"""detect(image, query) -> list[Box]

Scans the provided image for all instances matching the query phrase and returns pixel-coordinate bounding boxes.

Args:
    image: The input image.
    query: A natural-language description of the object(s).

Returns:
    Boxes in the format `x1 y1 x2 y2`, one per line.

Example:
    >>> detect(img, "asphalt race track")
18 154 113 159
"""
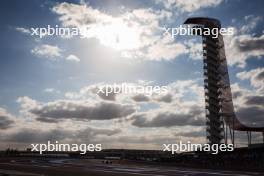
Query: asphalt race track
0 158 263 176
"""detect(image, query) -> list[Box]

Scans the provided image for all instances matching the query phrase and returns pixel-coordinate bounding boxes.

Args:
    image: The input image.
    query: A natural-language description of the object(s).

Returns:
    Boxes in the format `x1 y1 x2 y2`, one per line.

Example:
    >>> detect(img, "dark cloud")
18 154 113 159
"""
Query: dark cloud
97 91 117 101
0 116 14 129
238 36 264 52
245 95 264 106
95 87 118 101
155 93 173 103
232 91 242 99
77 127 121 139
256 70 264 80
1 127 121 143
237 106 264 127
0 108 15 129
30 100 136 123
131 107 204 128
2 129 70 143
131 94 150 102
132 93 173 103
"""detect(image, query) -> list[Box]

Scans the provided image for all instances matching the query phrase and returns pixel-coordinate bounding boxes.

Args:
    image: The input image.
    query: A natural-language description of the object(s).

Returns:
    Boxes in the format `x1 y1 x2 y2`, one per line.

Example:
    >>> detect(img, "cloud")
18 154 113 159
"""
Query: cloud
17 97 136 123
156 0 223 12
66 54 80 62
79 127 121 138
128 80 204 104
64 80 203 106
175 128 205 138
31 44 63 59
240 15 262 33
143 37 187 61
153 93 173 103
52 2 188 61
230 76 264 128
237 35 264 52
231 83 264 127
96 87 118 101
225 16 264 67
244 95 264 106
184 39 203 60
225 33 264 67
166 80 204 102
131 94 150 102
64 81 167 102
43 88 60 94
131 104 204 128
17 96 39 115
52 2 111 28
65 84 119 101
0 108 15 129
128 80 206 128
44 88 55 93
1 127 121 143
15 27 31 34
236 106 264 127
11 79 262 148
2 128 70 143
236 67 264 92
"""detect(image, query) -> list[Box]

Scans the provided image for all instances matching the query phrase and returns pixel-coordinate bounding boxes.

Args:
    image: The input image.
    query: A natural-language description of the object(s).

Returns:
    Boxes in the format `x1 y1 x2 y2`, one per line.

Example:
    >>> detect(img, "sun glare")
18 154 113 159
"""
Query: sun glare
83 21 141 50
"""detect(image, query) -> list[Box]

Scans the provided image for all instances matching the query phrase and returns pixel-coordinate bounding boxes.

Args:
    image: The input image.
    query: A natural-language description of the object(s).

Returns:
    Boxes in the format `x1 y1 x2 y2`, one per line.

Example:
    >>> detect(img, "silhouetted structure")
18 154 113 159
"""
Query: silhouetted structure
184 17 264 145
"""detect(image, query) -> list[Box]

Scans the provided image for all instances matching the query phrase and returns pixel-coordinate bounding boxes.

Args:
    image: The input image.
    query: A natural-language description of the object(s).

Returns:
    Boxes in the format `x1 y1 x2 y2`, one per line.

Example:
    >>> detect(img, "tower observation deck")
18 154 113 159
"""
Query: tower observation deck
184 17 264 145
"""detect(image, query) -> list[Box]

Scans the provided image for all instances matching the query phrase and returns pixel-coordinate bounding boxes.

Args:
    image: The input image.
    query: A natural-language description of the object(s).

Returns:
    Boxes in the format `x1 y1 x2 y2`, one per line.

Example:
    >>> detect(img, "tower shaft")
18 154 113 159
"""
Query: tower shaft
203 36 224 144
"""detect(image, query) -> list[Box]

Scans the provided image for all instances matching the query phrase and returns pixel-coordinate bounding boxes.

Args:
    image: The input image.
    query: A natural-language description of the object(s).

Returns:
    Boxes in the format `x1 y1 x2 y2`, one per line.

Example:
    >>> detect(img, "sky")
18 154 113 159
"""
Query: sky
0 0 264 150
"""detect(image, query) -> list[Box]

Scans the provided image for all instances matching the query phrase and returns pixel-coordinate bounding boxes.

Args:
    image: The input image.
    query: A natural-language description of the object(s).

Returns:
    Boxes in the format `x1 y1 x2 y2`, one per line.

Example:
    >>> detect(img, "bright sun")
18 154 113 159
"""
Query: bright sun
83 20 141 50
